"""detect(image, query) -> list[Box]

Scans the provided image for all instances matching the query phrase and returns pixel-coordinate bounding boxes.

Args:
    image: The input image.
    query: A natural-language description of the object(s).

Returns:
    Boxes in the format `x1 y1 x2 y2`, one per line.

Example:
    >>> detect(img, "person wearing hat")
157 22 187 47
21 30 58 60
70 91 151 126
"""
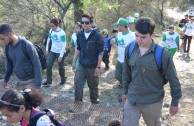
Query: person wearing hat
162 25 180 58
101 29 111 70
113 18 135 88
134 12 140 19
127 17 137 35
182 17 194 53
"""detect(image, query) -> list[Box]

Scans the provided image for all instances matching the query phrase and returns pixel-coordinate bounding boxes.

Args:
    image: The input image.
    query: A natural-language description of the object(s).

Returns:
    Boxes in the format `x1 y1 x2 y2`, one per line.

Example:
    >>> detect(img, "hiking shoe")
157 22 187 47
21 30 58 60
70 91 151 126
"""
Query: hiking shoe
59 80 66 85
42 82 52 87
91 99 100 104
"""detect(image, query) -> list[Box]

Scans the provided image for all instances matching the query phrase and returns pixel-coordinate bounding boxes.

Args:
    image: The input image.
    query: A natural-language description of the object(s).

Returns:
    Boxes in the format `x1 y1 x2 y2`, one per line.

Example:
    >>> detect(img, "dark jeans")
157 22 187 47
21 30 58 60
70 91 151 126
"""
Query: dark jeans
46 51 65 84
102 50 110 68
183 35 193 52
74 64 99 103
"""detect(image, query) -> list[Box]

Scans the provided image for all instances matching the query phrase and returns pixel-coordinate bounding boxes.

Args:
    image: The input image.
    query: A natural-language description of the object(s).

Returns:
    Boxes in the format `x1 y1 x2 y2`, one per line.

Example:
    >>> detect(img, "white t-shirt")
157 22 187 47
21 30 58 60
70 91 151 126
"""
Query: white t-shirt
84 31 91 39
115 31 135 63
71 33 77 47
182 22 194 36
162 32 180 49
46 27 66 57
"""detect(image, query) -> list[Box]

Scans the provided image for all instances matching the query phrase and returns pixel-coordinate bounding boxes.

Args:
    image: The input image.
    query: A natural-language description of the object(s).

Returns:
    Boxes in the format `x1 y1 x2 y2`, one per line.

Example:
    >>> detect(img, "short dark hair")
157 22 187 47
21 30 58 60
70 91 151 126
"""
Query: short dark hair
112 29 118 33
0 89 42 112
185 14 188 17
81 14 93 23
0 24 13 35
108 119 121 126
50 18 62 26
135 17 155 35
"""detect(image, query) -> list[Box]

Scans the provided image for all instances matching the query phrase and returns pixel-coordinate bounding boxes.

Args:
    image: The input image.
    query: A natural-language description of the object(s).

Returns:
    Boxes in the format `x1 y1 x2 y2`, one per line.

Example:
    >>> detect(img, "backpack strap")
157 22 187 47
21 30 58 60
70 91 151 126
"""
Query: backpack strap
128 40 137 58
154 44 164 71
21 39 30 60
28 110 44 126
154 44 168 85
43 108 55 119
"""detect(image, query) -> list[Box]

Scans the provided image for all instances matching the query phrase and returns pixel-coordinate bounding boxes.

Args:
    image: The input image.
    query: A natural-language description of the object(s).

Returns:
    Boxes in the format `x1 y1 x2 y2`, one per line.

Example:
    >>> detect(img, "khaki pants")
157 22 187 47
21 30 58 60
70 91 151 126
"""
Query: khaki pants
112 48 118 65
122 99 162 126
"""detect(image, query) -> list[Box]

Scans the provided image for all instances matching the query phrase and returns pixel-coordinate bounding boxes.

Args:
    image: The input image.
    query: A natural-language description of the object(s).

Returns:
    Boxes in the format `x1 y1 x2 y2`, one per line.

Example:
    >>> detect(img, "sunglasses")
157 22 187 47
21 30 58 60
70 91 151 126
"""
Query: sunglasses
81 21 90 25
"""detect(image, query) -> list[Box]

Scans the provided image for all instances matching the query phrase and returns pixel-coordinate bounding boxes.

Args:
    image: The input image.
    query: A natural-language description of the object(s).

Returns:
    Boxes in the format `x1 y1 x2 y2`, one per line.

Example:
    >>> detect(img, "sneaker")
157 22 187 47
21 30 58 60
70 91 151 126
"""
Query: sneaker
42 82 52 87
91 99 100 104
59 80 66 85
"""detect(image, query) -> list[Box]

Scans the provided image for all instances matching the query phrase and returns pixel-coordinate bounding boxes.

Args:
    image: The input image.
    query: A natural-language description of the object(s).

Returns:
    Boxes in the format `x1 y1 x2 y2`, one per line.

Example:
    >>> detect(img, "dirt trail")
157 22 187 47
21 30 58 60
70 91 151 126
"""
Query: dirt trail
0 8 193 126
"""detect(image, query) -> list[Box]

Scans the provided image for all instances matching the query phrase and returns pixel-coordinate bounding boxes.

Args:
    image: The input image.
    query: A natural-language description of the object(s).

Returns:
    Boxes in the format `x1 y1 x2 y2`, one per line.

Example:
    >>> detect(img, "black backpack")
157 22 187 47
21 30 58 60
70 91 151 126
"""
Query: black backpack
5 38 47 70
28 109 65 126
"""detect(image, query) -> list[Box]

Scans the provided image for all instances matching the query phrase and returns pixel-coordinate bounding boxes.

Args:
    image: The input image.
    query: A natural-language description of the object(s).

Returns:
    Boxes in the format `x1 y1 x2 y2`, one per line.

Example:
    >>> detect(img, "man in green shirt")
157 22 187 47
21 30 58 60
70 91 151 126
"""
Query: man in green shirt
122 17 182 126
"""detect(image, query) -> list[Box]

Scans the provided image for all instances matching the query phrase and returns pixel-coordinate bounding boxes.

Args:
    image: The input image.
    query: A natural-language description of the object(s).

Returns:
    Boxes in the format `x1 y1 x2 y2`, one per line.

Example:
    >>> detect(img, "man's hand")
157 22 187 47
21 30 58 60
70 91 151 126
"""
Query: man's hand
3 83 9 89
58 57 62 63
169 106 179 116
94 68 100 76
122 94 127 103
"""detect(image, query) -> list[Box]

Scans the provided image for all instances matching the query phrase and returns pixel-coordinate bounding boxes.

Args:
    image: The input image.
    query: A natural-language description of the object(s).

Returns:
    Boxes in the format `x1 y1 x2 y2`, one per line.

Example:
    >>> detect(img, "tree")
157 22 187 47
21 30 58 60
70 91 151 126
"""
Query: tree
72 0 84 24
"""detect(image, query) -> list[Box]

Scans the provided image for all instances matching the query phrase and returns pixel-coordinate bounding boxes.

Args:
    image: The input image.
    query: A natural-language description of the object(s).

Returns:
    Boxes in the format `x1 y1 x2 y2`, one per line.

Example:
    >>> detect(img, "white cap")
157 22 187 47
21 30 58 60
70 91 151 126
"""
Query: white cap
134 13 140 18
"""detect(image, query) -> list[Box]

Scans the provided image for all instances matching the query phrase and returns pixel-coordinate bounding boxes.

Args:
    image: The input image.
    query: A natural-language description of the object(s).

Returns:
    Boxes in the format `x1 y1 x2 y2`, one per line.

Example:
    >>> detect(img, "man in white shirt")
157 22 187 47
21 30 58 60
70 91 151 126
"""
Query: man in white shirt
114 18 135 87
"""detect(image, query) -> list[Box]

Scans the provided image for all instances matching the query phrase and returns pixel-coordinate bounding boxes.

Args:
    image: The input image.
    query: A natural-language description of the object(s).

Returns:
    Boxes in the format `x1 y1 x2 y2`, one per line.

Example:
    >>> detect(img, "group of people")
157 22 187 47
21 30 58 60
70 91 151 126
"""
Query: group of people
161 14 194 58
0 11 193 125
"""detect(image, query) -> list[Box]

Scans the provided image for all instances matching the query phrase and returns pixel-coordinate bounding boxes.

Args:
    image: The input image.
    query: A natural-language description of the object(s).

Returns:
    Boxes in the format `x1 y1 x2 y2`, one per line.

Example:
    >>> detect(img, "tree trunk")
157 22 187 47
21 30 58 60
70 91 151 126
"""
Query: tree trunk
72 0 84 24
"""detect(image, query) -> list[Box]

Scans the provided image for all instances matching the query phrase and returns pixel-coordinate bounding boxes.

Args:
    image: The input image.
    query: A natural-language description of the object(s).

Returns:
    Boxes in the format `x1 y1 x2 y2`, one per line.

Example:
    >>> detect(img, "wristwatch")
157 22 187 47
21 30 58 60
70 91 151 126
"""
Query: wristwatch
97 66 101 69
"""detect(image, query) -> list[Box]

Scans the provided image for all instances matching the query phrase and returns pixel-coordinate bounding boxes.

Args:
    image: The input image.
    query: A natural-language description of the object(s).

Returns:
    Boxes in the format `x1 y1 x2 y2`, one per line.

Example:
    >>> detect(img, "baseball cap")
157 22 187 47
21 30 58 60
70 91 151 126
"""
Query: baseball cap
114 18 129 26
101 29 108 34
134 13 140 18
127 17 137 24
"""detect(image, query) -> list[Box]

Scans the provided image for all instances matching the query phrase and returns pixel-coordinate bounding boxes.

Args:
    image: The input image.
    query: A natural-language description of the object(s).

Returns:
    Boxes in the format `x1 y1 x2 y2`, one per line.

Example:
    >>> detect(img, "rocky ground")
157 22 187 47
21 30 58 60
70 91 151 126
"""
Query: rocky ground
0 41 194 126
0 8 193 126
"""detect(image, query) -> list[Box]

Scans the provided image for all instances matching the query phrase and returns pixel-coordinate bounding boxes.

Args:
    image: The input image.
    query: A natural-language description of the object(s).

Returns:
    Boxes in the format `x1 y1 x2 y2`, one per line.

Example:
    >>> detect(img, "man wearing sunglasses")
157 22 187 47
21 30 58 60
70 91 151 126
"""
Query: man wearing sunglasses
72 14 104 104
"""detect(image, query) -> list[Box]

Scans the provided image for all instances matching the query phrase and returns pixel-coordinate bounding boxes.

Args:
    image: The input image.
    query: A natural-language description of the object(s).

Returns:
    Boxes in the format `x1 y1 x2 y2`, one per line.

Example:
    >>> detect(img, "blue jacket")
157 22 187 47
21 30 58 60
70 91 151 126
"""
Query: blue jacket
103 35 111 53
77 30 104 68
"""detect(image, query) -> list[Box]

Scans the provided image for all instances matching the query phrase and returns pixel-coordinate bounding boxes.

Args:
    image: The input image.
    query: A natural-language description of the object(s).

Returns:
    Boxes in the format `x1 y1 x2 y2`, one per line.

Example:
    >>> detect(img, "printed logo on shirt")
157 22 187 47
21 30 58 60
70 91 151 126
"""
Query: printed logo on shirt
188 26 194 30
166 37 174 43
118 39 125 45
52 34 58 40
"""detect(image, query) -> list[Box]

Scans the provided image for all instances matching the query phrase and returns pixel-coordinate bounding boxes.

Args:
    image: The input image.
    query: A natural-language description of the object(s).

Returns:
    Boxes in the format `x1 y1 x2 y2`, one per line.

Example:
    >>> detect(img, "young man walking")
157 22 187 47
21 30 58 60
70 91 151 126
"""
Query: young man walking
72 14 104 104
0 24 42 90
122 17 182 126
162 25 180 58
114 18 135 87
182 17 194 53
